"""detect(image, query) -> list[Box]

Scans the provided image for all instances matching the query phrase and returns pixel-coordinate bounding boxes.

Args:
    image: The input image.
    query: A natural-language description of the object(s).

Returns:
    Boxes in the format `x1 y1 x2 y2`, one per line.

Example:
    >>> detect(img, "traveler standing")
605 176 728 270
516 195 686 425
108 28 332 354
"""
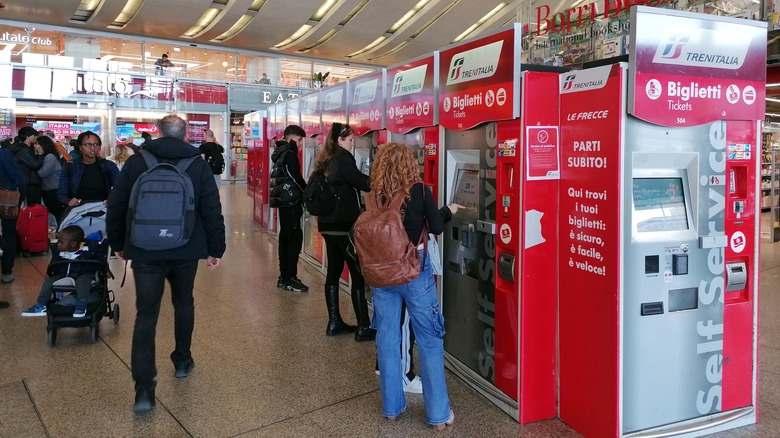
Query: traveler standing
312 123 372 340
0 145 24 287
108 141 135 171
106 115 226 413
368 142 463 429
34 136 65 223
269 125 308 292
9 126 43 205
199 129 225 187
58 131 119 208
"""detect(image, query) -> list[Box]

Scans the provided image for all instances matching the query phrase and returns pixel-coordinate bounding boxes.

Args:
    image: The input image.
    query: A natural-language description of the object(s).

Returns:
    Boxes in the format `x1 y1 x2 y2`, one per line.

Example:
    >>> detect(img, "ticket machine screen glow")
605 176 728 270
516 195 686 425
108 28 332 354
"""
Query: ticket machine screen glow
632 177 689 233
452 169 480 209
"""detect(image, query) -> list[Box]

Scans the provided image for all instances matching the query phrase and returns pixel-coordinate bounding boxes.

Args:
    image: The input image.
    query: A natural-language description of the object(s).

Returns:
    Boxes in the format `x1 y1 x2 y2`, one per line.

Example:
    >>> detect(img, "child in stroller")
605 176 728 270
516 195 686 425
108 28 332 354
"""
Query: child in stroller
21 225 105 318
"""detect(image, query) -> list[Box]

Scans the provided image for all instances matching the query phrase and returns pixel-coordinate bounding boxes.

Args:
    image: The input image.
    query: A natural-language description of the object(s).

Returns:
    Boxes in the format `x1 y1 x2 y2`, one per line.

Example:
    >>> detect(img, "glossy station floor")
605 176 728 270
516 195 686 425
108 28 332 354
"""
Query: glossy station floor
0 183 778 437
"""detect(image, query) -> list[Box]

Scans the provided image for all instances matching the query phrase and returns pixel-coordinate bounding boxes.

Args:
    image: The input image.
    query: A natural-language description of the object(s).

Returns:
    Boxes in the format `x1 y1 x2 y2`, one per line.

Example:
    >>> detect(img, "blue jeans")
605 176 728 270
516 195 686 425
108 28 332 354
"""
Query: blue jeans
372 250 450 424
131 259 198 386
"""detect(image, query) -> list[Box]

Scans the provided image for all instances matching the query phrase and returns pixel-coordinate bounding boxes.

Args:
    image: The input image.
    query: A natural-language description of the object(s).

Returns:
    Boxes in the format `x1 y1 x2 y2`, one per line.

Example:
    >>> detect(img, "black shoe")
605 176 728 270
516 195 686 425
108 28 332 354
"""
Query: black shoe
355 326 377 342
174 359 195 379
276 277 287 288
285 278 309 292
0 300 8 309
133 385 156 413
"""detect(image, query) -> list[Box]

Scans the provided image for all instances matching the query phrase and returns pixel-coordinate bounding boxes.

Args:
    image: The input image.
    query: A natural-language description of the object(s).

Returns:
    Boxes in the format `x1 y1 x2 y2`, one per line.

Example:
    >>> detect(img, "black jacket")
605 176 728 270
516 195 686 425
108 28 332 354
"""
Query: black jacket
269 140 306 208
8 141 43 187
106 137 226 261
317 146 370 232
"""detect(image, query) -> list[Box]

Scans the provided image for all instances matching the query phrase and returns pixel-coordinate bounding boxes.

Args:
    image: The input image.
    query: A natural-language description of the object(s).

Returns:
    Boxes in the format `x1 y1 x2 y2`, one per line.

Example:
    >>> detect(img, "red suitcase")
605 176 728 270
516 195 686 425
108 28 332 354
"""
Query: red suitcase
17 204 49 255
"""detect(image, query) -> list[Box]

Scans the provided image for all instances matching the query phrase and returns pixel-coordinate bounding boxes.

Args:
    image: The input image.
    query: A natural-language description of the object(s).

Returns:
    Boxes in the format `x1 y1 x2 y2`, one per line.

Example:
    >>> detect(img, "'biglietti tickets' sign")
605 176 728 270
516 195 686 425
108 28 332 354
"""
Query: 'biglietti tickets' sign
385 54 437 134
348 71 384 136
300 91 321 136
438 24 521 130
321 83 347 133
628 6 767 126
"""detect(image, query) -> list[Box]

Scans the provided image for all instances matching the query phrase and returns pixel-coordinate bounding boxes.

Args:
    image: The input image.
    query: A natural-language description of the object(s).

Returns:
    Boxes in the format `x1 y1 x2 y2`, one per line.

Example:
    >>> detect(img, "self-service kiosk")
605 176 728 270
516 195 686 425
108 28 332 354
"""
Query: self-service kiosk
266 102 287 237
438 24 561 423
300 91 326 269
557 7 763 437
246 111 270 228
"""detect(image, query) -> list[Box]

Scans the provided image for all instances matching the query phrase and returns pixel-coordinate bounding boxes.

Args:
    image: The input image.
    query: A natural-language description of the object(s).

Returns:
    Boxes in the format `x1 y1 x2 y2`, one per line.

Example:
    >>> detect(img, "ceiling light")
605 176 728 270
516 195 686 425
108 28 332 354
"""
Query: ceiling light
173 47 181 52
70 0 107 24
273 0 344 49
767 97 780 103
144 51 151 57
767 83 780 87
108 0 145 29
181 5 224 38
312 0 337 21
453 3 506 43
212 14 255 43
347 36 386 57
222 61 228 67
296 0 370 53
273 24 313 49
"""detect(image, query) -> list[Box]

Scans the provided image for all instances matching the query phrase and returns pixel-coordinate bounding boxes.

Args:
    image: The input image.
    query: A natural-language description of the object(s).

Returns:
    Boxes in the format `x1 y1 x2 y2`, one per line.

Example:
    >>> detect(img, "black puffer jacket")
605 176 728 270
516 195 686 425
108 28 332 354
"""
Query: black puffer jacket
106 137 226 261
317 146 370 233
8 141 43 187
269 140 306 208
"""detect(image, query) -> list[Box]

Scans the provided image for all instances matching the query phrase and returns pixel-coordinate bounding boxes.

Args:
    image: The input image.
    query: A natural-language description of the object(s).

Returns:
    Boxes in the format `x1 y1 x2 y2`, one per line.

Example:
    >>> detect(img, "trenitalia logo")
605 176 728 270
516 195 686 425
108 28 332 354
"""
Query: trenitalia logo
559 65 610 94
353 79 378 105
323 89 343 111
652 27 749 70
391 64 427 98
303 96 317 114
659 33 690 59
446 40 503 86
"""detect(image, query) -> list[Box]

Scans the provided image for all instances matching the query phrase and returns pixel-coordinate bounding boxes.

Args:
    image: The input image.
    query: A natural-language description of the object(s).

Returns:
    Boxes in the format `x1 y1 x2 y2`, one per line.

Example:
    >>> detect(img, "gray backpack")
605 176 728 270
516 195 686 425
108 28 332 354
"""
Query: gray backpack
128 151 198 250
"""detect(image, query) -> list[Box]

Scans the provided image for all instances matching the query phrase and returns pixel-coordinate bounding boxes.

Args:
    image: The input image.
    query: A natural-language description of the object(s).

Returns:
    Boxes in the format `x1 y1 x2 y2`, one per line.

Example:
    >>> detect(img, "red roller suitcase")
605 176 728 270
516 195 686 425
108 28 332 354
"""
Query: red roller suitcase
17 204 49 255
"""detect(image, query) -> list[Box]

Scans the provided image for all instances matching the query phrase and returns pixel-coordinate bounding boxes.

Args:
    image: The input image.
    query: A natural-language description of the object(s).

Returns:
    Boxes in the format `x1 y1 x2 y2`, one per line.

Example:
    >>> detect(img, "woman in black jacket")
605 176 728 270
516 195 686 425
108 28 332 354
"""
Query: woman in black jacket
312 123 373 341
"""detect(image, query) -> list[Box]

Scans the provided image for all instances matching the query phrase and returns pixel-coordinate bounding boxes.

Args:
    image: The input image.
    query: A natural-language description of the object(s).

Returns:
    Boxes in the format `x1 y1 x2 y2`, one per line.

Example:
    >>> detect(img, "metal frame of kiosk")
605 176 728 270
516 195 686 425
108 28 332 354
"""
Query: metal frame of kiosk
438 24 560 423
247 111 271 229
266 102 286 237
557 7 763 437
300 91 326 271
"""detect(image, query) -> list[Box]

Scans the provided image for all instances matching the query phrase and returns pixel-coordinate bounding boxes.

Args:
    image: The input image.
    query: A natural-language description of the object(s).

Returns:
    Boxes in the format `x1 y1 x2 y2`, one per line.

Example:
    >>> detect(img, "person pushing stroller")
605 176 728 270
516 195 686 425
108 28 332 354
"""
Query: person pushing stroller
21 225 104 318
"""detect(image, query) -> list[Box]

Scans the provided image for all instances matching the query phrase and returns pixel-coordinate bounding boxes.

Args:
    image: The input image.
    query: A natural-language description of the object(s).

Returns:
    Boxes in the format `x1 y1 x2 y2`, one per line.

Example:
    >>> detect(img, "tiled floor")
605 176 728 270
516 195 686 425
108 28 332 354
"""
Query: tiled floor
0 183 777 437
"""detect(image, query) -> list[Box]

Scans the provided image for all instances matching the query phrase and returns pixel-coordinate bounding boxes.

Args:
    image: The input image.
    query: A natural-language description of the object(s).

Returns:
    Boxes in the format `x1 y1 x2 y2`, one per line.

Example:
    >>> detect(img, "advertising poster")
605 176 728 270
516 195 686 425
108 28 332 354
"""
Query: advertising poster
629 6 767 126
33 121 101 139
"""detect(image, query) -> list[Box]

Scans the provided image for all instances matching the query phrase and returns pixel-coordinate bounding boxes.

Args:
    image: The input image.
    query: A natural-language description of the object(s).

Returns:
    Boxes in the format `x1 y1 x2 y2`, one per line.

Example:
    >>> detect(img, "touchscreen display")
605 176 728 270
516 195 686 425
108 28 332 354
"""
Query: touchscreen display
633 177 689 232
452 169 479 209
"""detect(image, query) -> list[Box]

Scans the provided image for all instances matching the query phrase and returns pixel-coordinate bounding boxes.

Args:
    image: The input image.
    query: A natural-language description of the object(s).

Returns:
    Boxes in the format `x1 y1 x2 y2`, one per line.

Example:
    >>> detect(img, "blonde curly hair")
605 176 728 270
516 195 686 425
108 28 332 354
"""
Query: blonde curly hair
370 142 421 202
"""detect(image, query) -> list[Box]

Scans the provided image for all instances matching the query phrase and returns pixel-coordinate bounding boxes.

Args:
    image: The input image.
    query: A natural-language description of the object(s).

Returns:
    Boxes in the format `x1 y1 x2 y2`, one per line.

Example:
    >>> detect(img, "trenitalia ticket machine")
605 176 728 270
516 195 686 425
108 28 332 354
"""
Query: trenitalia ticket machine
246 111 271 228
385 53 440 202
557 8 763 437
349 71 386 179
300 91 326 269
266 102 287 237
438 24 560 423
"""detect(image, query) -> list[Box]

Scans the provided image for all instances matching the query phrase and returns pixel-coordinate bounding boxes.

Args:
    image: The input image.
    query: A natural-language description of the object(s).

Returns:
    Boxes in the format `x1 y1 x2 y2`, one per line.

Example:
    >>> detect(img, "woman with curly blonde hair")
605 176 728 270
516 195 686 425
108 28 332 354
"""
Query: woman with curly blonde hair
369 142 463 430
108 141 134 171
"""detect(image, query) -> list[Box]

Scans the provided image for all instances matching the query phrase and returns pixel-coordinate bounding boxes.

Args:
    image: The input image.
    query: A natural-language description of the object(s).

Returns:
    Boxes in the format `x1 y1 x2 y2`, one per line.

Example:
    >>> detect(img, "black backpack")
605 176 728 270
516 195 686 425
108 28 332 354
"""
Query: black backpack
303 171 338 216
206 150 225 175
127 151 198 250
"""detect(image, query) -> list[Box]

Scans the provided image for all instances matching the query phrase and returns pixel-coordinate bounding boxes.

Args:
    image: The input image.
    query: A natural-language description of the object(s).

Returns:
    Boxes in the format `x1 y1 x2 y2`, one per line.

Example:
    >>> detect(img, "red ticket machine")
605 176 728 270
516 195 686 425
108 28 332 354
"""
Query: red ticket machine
301 91 326 269
557 7 763 437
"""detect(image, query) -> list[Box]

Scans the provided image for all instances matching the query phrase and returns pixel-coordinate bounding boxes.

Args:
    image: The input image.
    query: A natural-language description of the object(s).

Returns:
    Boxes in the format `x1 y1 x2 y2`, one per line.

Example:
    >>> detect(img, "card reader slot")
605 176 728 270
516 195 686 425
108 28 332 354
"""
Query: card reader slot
641 302 664 316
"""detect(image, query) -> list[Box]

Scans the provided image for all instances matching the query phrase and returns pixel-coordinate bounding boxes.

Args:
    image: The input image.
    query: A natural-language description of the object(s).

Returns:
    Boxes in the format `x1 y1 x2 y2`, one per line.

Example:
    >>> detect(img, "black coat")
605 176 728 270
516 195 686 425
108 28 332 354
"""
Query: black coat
106 137 226 261
269 140 306 208
317 146 370 232
8 141 43 187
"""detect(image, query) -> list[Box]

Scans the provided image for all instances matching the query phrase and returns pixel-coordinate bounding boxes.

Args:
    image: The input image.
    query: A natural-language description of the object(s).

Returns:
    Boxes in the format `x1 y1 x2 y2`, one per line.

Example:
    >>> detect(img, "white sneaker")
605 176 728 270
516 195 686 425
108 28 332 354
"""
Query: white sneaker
403 376 423 394
375 370 380 376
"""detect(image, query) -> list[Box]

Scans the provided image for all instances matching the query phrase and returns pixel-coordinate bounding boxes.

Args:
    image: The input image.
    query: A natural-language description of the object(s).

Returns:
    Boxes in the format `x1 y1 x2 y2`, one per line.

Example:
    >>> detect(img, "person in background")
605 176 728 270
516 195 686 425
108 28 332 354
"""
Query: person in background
44 130 70 163
313 123 373 341
139 132 152 150
58 131 119 208
368 142 463 430
269 125 308 292
106 114 226 413
9 126 43 205
199 129 224 187
155 54 174 75
34 135 65 223
68 136 80 161
0 141 24 287
108 141 135 171
259 73 271 85
0 137 12 149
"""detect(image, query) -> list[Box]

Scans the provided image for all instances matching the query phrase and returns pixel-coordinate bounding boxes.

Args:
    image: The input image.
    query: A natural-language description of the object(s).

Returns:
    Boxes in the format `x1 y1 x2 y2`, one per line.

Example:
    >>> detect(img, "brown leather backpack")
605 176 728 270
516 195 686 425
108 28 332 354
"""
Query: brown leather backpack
351 188 426 288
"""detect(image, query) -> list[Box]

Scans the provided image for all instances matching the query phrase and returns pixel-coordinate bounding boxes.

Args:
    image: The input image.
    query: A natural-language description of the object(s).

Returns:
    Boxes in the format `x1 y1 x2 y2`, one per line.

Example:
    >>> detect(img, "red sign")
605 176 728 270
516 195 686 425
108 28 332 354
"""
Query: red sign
558 63 623 438
300 92 321 135
348 71 384 136
526 126 560 180
438 25 521 130
134 124 158 134
629 6 767 126
386 55 436 134
320 83 347 134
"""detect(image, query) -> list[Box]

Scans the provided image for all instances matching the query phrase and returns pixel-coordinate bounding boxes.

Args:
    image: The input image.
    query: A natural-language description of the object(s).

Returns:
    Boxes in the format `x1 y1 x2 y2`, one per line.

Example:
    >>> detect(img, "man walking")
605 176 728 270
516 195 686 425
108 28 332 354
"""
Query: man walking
106 115 226 413
199 128 225 187
269 125 308 292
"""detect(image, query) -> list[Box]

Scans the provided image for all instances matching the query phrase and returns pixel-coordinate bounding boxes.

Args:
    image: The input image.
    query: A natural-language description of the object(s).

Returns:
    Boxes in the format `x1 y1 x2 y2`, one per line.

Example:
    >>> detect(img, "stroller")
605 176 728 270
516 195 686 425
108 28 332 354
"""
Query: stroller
45 202 120 346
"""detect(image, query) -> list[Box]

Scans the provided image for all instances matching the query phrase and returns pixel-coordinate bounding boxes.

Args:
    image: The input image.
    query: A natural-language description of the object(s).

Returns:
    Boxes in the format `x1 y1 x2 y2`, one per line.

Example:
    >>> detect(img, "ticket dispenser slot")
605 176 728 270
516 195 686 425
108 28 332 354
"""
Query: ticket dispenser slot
725 262 747 292
498 252 515 282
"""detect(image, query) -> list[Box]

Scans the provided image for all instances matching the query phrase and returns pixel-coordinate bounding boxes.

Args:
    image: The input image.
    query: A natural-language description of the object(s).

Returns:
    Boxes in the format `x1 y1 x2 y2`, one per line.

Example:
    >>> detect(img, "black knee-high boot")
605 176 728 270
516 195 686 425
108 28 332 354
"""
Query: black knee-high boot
352 288 376 342
325 285 356 336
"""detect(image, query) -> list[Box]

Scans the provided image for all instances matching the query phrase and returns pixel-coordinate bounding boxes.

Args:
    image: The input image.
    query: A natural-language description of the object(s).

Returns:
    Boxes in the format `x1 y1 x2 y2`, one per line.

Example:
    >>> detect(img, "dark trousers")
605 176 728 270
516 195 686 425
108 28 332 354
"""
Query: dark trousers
278 205 303 279
0 217 16 275
26 184 42 206
131 259 198 386
322 233 365 290
42 189 65 224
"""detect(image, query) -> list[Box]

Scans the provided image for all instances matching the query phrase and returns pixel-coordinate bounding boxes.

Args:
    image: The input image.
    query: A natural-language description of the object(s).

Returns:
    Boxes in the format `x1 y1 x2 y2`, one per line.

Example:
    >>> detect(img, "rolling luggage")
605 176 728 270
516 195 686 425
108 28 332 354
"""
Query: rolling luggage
17 204 49 255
